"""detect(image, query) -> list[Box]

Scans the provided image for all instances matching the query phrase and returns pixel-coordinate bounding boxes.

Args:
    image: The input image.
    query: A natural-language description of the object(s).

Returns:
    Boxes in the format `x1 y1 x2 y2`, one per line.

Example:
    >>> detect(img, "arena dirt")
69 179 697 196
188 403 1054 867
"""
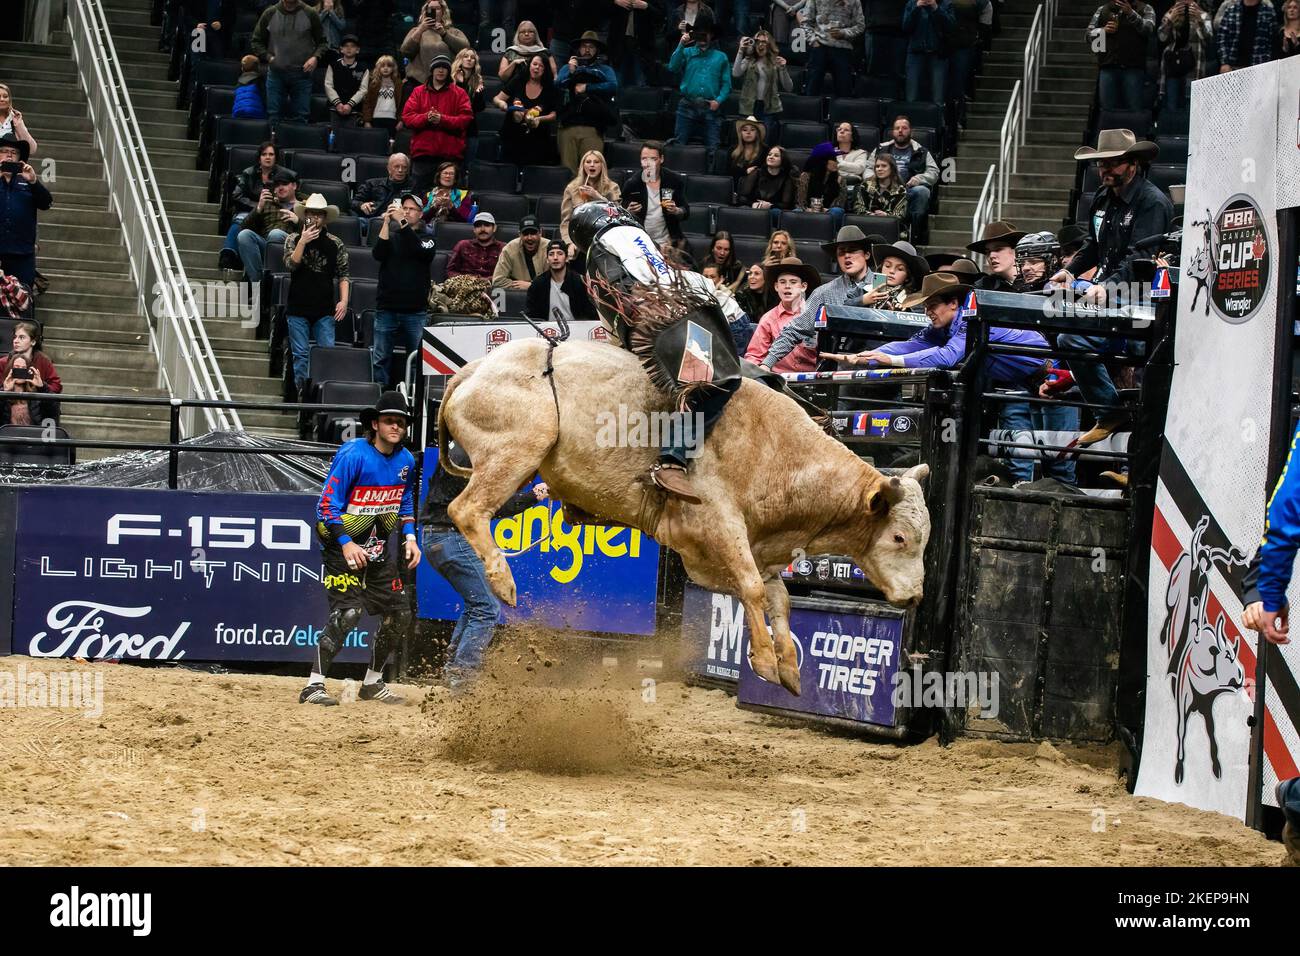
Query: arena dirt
0 643 1285 866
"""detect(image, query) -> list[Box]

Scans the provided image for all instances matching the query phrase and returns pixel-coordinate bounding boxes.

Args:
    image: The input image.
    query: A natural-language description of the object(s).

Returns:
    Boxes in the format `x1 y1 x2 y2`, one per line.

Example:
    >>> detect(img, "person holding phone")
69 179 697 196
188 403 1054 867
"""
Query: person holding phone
1086 0 1156 110
399 0 470 97
250 0 328 125
1157 1 1211 110
0 353 59 427
0 321 61 396
0 133 51 289
371 194 435 387
282 193 351 398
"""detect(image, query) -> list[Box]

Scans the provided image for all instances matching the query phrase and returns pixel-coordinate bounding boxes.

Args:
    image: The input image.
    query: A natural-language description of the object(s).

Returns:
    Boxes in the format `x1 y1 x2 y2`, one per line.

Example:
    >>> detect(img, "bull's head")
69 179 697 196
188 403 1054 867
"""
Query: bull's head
855 464 932 608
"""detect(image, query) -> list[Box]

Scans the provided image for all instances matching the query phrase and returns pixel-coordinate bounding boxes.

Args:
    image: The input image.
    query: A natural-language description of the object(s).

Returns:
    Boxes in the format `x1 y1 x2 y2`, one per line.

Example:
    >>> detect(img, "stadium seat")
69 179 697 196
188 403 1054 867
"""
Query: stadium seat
1157 107 1190 135
434 220 475 250
1154 134 1189 164
681 204 716 236
844 214 900 244
478 51 503 76
604 140 644 170
309 94 330 124
300 179 351 210
0 425 74 466
498 288 529 317
689 175 736 206
536 194 563 227
475 190 530 223
468 161 520 193
1081 164 1101 196
215 142 262 208
332 217 362 246
263 238 287 275
188 57 241 110
780 94 826 123
717 206 772 238
778 121 830 149
521 165 572 196
208 117 271 171
190 85 234 139
305 346 372 406
346 279 379 334
275 122 330 152
784 147 812 170
666 144 707 174
287 150 348 182
684 233 711 265
828 98 882 131
354 154 391 183
344 246 380 281
1095 109 1153 139
365 217 386 246
483 76 503 100
313 380 381 442
883 100 944 133
331 126 391 156
779 210 835 243
908 126 941 158
1147 163 1186 197
477 107 506 134
431 251 449 283
477 131 500 162
799 243 832 276
731 236 768 266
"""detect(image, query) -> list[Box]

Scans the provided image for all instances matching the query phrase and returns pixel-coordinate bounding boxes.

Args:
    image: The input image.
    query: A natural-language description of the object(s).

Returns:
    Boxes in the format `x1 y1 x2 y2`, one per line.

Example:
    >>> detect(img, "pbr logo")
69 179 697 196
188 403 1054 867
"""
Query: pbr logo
541 326 560 339
588 326 609 342
1200 194 1270 324
486 328 511 351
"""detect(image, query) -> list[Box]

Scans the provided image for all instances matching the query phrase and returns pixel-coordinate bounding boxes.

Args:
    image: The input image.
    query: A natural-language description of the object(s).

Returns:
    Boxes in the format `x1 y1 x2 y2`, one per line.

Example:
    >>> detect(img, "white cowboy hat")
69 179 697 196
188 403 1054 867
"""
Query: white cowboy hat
293 193 340 223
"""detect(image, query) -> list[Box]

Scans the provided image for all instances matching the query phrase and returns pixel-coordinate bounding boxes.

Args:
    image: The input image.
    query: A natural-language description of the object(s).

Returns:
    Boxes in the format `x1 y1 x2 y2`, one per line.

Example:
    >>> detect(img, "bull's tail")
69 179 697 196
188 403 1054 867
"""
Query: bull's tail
436 366 475 478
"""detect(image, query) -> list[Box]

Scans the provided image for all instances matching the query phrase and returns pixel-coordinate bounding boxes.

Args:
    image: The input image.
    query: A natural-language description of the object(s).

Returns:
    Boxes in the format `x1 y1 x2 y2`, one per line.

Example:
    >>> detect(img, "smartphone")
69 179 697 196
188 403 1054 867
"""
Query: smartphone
0 161 21 175
871 273 888 290
9 366 33 381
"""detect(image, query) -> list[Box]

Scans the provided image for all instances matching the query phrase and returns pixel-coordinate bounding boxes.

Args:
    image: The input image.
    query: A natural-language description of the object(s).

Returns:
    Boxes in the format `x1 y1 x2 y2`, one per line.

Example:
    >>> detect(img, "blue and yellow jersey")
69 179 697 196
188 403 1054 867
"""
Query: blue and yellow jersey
316 438 417 554
1259 419 1300 613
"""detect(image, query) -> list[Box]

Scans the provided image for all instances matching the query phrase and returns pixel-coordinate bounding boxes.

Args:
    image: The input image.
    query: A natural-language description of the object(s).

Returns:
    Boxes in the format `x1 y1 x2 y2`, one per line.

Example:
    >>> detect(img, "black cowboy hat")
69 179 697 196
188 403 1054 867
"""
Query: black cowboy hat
0 132 30 162
361 390 412 430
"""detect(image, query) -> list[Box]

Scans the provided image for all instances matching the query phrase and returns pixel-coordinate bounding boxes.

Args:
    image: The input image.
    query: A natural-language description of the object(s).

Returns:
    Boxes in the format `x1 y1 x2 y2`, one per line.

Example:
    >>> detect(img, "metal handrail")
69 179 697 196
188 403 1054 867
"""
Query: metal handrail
68 0 242 436
998 79 1022 217
972 163 998 252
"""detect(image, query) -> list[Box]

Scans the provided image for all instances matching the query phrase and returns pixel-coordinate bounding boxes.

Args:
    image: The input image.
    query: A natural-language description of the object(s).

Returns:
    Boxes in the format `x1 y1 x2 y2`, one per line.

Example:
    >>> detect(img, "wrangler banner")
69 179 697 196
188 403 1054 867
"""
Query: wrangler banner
1136 60 1300 819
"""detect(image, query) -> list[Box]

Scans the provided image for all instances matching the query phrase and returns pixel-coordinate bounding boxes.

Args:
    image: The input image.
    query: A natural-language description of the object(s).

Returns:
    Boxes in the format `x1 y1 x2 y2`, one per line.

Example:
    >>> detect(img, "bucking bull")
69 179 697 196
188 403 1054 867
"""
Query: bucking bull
436 200 931 697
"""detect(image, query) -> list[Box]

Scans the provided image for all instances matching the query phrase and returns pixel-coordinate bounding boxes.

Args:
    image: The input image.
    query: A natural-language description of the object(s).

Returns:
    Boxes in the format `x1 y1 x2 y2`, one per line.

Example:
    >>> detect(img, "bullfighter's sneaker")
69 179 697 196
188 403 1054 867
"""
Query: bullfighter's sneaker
359 680 405 705
650 461 702 504
299 683 339 706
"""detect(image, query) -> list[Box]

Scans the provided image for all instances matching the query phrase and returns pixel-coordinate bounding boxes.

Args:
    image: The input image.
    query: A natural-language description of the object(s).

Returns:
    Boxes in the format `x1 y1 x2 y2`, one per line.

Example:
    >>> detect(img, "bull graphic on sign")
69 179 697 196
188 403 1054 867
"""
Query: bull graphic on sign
1185 213 1214 315
1160 515 1249 784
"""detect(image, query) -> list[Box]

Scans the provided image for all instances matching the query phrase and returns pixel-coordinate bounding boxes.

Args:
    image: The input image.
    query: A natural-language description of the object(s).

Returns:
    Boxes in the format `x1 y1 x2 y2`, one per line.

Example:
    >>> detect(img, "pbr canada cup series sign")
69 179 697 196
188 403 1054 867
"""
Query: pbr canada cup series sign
1194 194 1271 324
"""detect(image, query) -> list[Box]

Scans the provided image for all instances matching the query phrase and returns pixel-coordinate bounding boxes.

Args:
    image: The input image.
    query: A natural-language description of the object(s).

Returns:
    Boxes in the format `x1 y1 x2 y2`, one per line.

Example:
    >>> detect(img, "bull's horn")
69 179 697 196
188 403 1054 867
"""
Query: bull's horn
883 476 907 505
904 463 930 483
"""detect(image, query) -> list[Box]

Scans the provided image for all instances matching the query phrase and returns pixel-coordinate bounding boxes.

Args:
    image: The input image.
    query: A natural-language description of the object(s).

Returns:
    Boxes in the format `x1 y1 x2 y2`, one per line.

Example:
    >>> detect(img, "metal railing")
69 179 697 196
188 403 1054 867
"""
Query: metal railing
971 164 999 252
68 0 242 436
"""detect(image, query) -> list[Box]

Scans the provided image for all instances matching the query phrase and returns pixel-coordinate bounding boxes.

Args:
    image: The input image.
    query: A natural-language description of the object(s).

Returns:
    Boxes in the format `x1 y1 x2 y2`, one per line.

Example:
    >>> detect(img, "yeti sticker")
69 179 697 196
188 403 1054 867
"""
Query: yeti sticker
677 321 714 384
1159 515 1249 784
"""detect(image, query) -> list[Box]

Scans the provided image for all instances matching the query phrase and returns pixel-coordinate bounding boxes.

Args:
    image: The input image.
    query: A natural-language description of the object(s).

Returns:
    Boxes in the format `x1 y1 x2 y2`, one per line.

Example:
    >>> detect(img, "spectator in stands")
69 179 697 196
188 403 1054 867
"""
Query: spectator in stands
560 150 622 249
1281 0 1300 57
947 0 990 123
967 220 1024 291
361 55 406 133
670 19 731 169
868 116 938 241
745 257 821 371
798 144 843 215
609 0 665 90
421 160 474 223
733 29 791 141
669 0 716 43
1218 0 1278 72
902 0 954 103
325 34 369 128
178 0 233 61
371 193 435 386
251 0 329 125
1051 130 1173 443
738 145 797 210
1159 1 1213 110
447 211 505 278
0 321 61 396
622 141 690 256
403 53 474 194
830 122 870 187
451 48 488 165
556 32 619 175
527 238 596 320
236 168 304 283
763 228 796 263
702 230 744 288
282 193 351 396
491 215 548 289
317 0 348 50
757 224 880 370
1056 223 1091 276
852 153 910 238
353 152 412 218
838 272 1051 482
0 86 37 158
231 56 267 119
864 0 908 96
803 0 866 97
1087 0 1156 110
1 354 59 427
218 141 282 270
401 0 470 97
866 240 926 309
501 21 555 79
721 116 765 189
734 261 772 321
0 134 51 288
493 53 561 167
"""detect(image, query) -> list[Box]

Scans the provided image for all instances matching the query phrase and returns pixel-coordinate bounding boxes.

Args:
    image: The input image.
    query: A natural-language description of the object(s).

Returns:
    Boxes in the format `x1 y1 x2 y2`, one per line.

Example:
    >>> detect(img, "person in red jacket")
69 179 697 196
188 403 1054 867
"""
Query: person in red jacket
401 53 473 195
0 320 61 394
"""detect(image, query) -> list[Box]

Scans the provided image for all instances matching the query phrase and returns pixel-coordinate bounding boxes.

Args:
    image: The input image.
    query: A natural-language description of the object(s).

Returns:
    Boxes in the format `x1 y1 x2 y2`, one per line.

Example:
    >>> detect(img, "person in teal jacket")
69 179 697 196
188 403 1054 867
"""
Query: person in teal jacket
669 18 731 169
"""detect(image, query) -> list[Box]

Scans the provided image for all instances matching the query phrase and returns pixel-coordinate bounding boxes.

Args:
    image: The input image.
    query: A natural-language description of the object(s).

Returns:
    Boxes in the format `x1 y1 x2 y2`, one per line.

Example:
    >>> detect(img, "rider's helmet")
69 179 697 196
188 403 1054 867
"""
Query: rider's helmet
568 200 640 252
1015 231 1061 277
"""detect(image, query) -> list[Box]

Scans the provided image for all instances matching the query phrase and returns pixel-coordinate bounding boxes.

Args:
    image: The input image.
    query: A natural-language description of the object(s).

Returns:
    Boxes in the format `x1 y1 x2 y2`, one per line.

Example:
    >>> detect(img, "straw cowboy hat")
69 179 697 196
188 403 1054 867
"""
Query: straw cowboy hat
870 240 930 281
967 220 1026 255
763 256 823 290
294 193 340 223
900 272 972 311
820 224 882 255
735 115 764 139
1074 128 1159 163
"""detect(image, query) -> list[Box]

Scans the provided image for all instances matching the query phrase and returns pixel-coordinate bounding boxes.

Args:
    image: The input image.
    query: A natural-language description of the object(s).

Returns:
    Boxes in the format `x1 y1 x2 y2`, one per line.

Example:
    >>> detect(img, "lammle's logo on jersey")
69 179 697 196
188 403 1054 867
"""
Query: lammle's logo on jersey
1208 194 1270 324
346 486 404 514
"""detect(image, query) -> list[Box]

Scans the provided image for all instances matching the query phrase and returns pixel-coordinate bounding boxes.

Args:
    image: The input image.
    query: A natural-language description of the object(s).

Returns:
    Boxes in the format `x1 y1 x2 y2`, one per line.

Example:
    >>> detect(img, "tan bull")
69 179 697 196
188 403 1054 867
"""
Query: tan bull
436 338 931 696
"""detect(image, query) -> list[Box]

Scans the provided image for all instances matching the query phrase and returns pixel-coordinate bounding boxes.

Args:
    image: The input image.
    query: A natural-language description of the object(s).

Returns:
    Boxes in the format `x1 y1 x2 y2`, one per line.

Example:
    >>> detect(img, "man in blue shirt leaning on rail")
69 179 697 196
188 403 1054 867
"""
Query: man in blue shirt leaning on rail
668 17 731 172
1241 418 1300 865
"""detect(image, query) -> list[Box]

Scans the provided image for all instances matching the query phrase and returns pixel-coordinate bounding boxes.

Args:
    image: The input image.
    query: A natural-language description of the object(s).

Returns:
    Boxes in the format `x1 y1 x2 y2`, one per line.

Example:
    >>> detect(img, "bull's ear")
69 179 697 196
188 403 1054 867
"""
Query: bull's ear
904 463 930 484
867 487 891 516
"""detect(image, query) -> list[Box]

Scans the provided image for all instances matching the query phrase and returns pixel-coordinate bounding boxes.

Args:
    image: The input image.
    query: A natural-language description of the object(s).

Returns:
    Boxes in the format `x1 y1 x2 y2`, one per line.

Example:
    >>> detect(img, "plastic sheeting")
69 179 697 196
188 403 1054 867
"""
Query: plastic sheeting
0 431 334 492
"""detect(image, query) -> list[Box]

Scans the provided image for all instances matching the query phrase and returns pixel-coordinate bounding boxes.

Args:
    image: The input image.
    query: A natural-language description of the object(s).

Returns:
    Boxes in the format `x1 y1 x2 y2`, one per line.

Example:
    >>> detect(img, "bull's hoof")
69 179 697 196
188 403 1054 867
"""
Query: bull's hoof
778 658 801 696
485 556 517 607
748 649 780 685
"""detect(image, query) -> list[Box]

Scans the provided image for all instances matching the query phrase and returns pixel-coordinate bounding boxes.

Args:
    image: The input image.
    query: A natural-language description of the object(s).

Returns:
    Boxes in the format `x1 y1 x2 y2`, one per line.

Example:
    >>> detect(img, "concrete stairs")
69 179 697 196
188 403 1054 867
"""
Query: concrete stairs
2 34 175 459
100 0 298 439
927 0 1097 254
